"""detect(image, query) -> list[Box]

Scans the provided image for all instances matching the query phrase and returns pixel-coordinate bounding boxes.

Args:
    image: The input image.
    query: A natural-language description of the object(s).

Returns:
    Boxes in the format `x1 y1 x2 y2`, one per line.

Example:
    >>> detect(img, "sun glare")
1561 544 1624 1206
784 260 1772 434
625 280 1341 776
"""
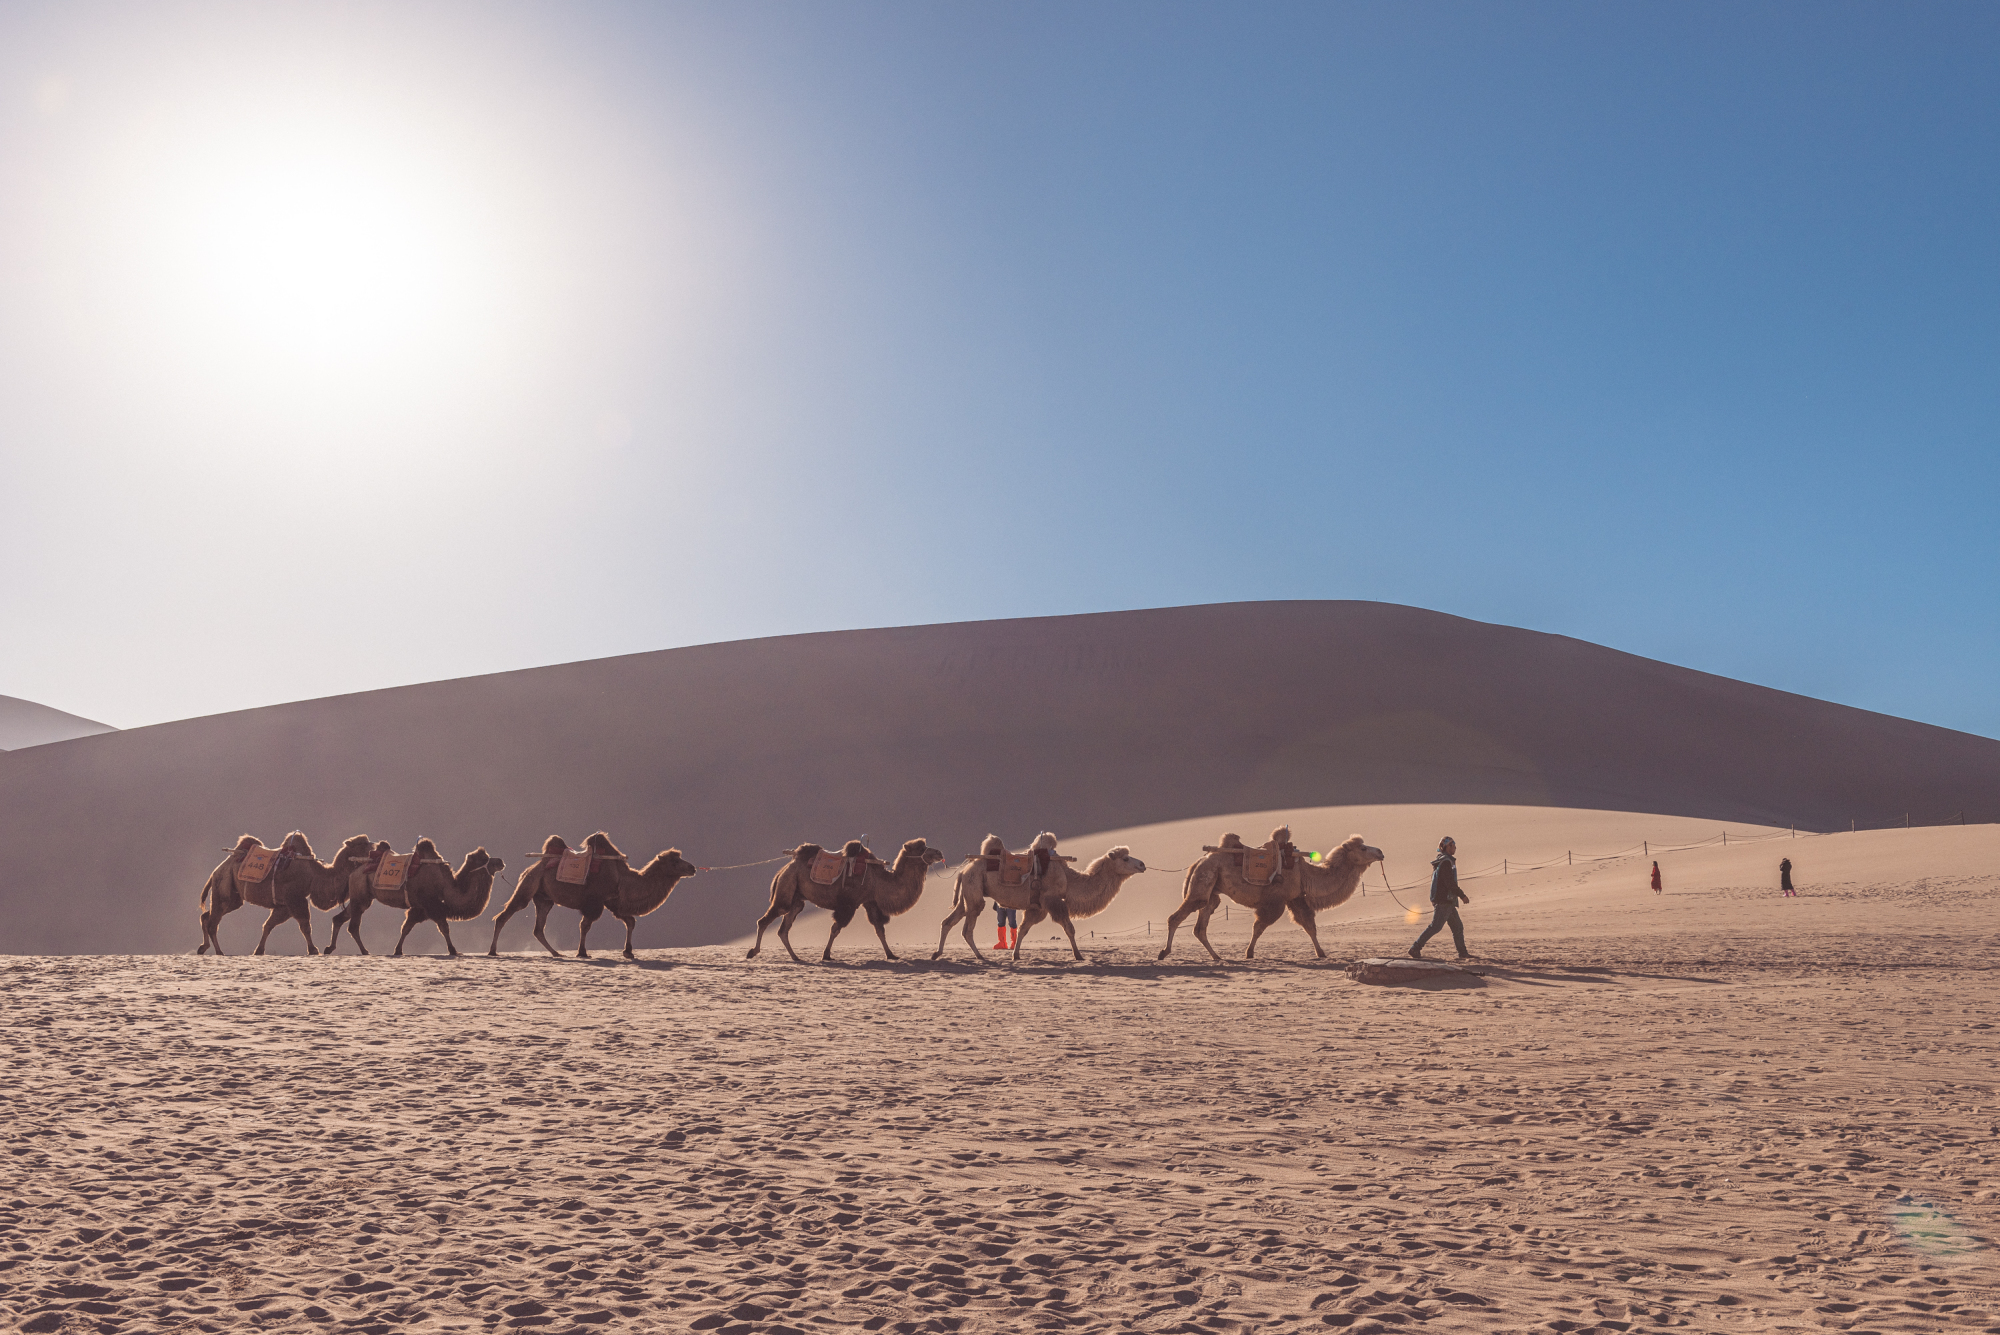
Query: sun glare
191 159 453 358
112 111 513 396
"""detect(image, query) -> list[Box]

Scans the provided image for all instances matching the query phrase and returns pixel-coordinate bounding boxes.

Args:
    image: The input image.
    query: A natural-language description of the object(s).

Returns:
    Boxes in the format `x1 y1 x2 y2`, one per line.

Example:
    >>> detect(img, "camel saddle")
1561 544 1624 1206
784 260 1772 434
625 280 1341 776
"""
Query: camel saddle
997 852 1036 888
555 851 594 886
372 852 413 893
807 851 849 887
1239 848 1280 886
237 846 278 884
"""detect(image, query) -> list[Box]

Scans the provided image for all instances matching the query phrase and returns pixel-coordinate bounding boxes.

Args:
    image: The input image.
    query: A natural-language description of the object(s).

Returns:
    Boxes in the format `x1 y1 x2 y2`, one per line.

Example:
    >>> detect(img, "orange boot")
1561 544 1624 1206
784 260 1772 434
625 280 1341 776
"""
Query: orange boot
994 922 1008 950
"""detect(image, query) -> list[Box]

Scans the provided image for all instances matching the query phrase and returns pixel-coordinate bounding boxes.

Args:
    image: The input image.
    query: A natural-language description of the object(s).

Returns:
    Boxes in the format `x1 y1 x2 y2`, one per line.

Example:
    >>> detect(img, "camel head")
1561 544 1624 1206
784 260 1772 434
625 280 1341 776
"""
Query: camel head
893 838 946 873
1087 845 1147 878
337 834 373 862
1323 834 1386 868
639 849 699 881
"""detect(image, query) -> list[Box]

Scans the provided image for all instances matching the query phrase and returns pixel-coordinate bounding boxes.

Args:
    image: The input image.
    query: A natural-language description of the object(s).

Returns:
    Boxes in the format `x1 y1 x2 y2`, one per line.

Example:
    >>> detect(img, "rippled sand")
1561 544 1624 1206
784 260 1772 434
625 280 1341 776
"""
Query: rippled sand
4 831 1998 1334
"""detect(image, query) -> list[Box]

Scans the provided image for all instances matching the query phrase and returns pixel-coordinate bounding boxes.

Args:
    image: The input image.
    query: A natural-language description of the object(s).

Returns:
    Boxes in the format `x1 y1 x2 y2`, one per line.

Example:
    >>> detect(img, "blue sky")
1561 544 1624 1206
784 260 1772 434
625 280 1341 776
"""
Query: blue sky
0 2 1995 735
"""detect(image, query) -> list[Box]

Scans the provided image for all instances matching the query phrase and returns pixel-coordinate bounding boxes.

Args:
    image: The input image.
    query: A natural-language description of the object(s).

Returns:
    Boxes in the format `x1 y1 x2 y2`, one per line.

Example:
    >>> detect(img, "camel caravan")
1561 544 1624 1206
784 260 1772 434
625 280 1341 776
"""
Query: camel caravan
195 824 1385 965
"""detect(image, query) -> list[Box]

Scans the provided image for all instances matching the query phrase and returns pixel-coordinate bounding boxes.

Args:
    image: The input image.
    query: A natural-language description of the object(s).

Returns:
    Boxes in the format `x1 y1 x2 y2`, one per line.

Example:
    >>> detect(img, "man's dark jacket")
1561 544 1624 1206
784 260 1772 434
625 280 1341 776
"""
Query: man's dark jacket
1429 854 1468 906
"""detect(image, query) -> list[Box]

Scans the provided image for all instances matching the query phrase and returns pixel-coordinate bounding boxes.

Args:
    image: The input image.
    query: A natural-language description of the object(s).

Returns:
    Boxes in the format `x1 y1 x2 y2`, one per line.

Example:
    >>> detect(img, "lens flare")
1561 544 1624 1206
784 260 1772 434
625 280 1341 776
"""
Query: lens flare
1886 1197 1984 1263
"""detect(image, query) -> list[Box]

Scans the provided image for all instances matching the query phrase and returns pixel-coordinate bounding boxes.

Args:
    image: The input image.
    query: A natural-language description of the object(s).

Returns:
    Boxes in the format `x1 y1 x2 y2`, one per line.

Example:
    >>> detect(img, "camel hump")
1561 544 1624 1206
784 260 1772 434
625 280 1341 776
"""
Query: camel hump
1270 825 1292 845
793 843 823 861
541 835 569 855
414 837 441 859
583 831 624 859
841 840 867 857
1030 831 1058 852
979 834 1006 857
280 831 314 857
231 834 262 855
1220 833 1245 849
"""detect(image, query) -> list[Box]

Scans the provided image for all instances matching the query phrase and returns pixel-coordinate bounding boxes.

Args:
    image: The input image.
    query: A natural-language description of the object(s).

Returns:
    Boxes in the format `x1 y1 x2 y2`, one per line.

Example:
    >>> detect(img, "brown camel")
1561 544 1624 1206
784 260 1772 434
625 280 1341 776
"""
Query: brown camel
486 832 698 960
747 837 945 963
197 831 372 956
933 837 1146 962
328 839 503 957
1156 829 1384 962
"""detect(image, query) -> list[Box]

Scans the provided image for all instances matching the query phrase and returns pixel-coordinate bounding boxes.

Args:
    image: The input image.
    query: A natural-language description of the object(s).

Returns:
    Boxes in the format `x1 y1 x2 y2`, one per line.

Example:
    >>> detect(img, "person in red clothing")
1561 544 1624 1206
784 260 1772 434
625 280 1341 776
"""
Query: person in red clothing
1650 860 1662 894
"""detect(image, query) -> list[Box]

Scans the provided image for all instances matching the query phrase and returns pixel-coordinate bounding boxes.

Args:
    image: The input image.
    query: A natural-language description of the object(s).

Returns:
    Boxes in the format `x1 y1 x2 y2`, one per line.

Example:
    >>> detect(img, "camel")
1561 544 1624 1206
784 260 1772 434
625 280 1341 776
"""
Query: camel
197 831 373 956
329 840 504 957
933 839 1147 962
1156 828 1385 962
747 837 945 963
485 832 698 960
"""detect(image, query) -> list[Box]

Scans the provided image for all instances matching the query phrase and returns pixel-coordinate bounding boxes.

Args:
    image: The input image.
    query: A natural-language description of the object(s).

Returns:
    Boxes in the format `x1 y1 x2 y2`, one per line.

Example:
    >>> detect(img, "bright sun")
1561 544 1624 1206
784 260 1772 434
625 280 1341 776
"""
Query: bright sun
136 122 502 387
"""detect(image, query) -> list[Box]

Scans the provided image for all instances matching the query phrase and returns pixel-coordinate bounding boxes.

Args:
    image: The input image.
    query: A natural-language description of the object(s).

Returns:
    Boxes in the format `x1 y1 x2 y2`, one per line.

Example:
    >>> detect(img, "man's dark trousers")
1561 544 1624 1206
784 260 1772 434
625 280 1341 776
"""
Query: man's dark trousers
1414 902 1466 956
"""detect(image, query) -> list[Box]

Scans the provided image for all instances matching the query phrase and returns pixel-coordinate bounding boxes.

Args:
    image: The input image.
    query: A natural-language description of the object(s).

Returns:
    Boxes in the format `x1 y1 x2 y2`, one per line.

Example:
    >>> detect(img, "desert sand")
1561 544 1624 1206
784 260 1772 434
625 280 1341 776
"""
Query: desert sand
8 601 2000 956
4 811 1995 1334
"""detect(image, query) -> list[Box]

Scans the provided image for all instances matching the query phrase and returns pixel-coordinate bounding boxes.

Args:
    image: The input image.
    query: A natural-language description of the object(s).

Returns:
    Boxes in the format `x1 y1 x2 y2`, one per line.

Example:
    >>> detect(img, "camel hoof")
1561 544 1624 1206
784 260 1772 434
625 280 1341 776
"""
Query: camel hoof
745 948 759 959
393 949 404 958
487 949 499 958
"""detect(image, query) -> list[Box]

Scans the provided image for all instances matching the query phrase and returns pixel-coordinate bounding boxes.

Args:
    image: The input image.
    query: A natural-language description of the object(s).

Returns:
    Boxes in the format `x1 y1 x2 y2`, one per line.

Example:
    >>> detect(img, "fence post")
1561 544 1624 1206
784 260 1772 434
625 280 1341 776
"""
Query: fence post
1504 859 1508 875
1643 841 1647 857
1568 850 1572 866
1723 831 1728 846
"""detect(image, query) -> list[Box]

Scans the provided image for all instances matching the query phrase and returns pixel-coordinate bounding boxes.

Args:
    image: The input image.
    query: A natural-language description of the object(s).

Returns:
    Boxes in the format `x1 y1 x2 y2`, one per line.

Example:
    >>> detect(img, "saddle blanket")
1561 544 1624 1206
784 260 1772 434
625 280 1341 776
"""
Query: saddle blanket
372 852 413 893
998 852 1036 888
555 851 594 885
808 851 847 887
237 846 278 883
1239 848 1280 886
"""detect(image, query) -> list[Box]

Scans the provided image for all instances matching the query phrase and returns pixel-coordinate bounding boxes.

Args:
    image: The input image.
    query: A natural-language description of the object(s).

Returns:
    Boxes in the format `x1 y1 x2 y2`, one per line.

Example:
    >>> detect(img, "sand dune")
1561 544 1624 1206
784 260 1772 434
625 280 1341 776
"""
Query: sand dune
0 694 114 752
4 821 1993 1334
3 601 1997 956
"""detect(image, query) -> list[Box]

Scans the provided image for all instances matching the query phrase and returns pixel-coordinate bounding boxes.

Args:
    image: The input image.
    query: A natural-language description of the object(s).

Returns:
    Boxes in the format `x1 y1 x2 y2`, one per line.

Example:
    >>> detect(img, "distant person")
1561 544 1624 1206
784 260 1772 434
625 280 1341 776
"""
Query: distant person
1780 857 1795 896
1409 836 1471 961
993 904 1018 950
1650 860 1662 894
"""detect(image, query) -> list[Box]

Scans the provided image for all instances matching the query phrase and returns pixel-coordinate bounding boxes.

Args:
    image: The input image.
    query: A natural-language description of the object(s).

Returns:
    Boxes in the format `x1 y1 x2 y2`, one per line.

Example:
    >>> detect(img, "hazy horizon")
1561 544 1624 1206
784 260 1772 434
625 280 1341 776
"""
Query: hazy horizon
3 3 1995 737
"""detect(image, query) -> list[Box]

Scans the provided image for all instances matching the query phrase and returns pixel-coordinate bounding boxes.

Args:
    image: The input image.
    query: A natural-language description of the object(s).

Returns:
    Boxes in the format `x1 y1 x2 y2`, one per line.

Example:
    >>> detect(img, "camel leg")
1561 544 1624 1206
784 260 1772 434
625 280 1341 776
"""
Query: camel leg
436 916 460 958
345 901 371 956
932 904 968 961
961 900 991 963
1157 894 1213 962
616 913 638 960
822 904 859 962
393 909 422 957
1048 901 1083 961
747 898 789 960
865 902 897 961
1245 901 1287 959
1286 899 1327 959
775 906 807 964
1011 906 1049 961
529 898 562 959
1190 900 1224 964
576 907 605 959
199 903 228 955
253 905 289 956
486 885 538 957
296 907 319 956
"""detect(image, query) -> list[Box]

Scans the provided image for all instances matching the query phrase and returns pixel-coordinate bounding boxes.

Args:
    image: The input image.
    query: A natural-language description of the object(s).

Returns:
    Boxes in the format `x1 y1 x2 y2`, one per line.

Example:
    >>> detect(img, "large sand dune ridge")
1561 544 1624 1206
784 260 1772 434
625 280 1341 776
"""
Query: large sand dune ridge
3 601 1997 956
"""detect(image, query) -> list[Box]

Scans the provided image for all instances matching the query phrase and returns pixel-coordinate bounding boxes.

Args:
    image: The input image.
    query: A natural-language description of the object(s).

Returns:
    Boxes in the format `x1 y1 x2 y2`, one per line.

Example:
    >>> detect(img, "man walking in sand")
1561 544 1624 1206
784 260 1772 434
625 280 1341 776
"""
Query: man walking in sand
1650 860 1662 893
1780 857 1795 896
1409 836 1471 961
